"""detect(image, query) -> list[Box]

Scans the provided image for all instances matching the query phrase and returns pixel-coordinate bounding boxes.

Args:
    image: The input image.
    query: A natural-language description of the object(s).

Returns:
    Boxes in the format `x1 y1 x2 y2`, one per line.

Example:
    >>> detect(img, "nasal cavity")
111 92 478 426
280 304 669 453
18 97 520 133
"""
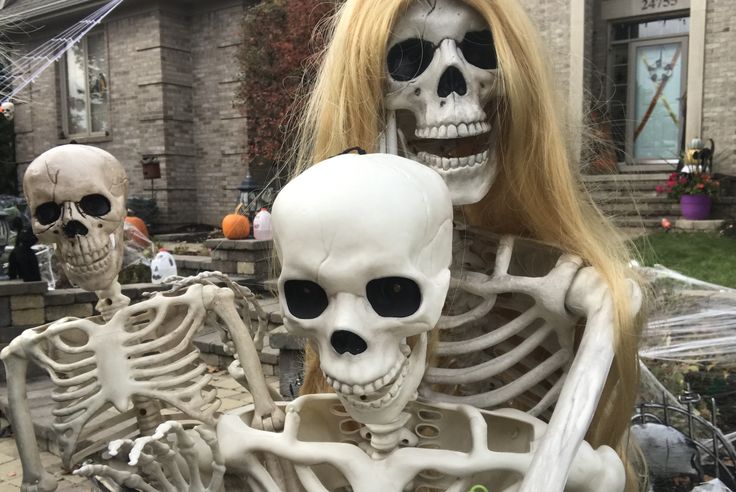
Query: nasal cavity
330 330 367 356
62 220 88 238
437 66 467 98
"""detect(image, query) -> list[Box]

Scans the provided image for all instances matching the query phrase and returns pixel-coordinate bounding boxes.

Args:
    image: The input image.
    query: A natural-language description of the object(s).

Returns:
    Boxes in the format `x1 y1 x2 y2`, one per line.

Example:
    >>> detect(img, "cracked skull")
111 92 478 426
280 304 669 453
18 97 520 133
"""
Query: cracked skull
273 153 452 426
384 0 501 205
23 145 129 292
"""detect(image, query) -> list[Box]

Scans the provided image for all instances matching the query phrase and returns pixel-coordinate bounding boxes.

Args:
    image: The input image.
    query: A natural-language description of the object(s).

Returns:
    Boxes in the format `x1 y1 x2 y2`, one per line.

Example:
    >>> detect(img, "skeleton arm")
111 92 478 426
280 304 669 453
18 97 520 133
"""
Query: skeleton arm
519 266 642 492
207 285 285 432
1 349 58 492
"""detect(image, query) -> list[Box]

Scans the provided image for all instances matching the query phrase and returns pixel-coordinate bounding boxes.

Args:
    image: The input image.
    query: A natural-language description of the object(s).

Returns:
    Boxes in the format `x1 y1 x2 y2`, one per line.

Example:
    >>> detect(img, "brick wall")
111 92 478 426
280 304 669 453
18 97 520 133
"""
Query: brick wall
12 0 249 228
518 0 573 100
701 1 736 175
191 4 249 226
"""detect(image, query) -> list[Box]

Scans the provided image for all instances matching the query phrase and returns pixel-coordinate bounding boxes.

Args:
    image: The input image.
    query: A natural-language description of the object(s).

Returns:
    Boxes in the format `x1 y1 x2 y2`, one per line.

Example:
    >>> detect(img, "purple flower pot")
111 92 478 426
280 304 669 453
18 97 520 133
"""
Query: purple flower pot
679 194 712 220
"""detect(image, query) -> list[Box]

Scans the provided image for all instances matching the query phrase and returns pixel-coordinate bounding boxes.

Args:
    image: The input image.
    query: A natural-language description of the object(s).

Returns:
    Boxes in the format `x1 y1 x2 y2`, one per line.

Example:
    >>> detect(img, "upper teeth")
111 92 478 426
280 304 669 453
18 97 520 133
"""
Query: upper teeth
415 121 490 139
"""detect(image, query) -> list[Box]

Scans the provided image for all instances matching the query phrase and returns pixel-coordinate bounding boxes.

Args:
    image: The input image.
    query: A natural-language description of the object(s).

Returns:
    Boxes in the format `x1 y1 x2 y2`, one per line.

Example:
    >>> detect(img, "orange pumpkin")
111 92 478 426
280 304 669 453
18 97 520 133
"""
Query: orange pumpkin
222 204 250 239
125 216 149 237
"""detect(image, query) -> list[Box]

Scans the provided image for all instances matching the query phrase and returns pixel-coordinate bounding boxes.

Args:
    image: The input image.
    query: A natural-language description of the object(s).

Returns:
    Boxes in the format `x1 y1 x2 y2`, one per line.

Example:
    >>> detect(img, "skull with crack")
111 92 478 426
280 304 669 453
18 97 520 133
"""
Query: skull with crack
385 0 501 205
23 145 128 292
272 153 452 434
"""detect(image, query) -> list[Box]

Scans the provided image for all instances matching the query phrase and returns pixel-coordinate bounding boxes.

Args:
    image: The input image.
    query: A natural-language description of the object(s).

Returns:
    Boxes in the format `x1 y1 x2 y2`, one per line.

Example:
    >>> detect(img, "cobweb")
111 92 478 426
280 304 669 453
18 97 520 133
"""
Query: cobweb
638 264 736 367
0 0 123 103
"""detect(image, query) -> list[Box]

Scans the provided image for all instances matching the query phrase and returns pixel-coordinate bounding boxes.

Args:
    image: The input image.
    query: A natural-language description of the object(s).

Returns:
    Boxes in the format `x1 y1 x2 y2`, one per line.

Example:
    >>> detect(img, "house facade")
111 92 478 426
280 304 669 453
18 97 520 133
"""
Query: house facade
2 0 252 227
520 0 732 174
1 0 733 228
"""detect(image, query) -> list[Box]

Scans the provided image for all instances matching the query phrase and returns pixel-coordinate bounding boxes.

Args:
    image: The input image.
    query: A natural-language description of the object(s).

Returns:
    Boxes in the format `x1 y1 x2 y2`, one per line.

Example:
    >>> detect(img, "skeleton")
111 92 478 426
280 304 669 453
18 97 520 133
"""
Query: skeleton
5 145 283 492
77 152 624 492
377 1 643 490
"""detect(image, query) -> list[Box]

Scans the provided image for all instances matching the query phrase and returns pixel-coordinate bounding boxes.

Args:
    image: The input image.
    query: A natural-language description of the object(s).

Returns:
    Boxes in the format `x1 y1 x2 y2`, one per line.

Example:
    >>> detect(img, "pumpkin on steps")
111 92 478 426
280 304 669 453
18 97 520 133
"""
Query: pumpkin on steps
222 204 250 239
125 215 149 237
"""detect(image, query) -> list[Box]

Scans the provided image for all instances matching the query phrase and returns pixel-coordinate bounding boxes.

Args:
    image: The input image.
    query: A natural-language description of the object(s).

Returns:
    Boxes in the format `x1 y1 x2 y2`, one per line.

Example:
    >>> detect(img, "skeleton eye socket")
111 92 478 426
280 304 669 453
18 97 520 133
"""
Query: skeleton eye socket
284 280 328 319
79 194 111 216
35 202 61 225
387 38 435 82
366 277 421 318
460 29 497 69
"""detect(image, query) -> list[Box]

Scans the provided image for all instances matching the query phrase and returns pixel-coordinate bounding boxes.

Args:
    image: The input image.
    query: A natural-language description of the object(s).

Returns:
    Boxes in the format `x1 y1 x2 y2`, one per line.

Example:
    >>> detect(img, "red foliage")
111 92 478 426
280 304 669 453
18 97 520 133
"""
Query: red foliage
238 0 333 164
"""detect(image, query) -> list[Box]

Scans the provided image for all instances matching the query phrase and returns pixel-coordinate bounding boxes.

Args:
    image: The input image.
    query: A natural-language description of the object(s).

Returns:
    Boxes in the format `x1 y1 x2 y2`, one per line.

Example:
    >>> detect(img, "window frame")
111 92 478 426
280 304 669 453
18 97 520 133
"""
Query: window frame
59 28 111 140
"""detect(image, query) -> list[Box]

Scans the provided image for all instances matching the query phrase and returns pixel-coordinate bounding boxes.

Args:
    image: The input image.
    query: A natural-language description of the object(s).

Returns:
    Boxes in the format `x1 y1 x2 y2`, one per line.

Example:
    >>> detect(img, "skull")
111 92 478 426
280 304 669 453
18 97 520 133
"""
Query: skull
272 153 452 427
384 0 501 205
1 102 14 121
23 145 128 292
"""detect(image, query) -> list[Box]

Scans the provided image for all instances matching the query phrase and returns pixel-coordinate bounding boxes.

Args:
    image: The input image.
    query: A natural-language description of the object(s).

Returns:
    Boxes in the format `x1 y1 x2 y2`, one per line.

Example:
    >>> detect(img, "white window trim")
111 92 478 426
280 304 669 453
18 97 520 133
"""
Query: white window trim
59 29 111 140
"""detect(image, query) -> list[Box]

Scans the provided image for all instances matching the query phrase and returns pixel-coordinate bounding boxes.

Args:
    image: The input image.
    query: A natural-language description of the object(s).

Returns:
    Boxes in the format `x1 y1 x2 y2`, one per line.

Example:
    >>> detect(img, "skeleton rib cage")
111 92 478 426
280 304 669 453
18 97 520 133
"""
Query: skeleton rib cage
422 228 583 421
2 284 230 468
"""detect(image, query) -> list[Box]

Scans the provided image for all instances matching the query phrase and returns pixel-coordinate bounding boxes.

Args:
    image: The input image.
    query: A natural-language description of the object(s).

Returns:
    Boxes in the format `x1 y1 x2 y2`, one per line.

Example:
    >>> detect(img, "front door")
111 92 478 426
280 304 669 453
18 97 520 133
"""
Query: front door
626 36 688 165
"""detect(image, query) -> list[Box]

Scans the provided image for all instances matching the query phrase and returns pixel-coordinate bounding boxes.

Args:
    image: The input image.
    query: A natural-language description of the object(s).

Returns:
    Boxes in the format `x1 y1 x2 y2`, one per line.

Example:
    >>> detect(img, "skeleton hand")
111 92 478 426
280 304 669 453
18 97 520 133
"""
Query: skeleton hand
74 421 225 492
250 402 286 433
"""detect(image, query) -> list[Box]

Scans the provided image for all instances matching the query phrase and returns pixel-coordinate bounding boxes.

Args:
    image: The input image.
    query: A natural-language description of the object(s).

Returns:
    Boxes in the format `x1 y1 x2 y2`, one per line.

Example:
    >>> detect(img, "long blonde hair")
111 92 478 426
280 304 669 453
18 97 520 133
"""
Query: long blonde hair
293 0 643 489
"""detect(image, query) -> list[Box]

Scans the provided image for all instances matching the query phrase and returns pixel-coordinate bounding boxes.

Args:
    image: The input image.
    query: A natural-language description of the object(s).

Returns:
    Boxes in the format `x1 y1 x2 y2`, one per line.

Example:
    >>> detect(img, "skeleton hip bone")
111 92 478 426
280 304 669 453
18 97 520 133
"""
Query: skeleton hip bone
23 145 128 292
272 153 453 428
385 0 501 205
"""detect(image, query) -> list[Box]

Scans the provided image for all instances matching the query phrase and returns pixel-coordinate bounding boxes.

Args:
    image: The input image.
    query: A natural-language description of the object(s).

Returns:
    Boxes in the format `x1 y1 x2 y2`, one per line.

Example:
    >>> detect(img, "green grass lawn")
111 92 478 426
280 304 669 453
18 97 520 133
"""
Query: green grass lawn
632 231 736 288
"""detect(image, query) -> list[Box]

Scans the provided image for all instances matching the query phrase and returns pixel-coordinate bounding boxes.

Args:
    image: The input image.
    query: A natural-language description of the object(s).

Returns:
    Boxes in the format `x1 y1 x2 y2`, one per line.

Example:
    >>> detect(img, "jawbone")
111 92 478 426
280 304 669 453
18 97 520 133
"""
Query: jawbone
332 333 428 427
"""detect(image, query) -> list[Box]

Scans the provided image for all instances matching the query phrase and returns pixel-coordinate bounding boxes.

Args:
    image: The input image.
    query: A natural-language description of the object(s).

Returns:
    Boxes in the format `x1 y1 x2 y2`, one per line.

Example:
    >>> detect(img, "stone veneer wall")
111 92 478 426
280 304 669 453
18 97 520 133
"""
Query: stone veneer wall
0 281 167 379
518 0 573 101
701 1 736 175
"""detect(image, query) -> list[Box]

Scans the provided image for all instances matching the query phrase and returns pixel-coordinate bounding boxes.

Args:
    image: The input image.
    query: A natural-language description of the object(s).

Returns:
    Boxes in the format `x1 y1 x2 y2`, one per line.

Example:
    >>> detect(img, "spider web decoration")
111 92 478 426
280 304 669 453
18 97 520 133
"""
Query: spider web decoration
0 0 124 103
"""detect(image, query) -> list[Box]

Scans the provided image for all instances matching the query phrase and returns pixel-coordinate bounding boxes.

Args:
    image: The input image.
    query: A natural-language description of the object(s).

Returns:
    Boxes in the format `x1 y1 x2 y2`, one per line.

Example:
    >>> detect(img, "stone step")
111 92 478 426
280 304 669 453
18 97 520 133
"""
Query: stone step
611 217 665 229
586 180 664 192
592 193 669 203
604 202 681 216
582 173 672 182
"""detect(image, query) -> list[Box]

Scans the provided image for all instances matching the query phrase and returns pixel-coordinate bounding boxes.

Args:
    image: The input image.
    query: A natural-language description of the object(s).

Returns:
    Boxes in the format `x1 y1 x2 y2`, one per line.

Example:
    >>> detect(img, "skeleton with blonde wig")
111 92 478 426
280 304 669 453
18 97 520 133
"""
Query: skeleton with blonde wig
293 0 644 490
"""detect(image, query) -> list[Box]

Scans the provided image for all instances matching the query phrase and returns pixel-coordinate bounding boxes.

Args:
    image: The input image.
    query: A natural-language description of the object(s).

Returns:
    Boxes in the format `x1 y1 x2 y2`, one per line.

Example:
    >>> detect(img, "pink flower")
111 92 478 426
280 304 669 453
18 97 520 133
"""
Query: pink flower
697 183 705 189
655 185 664 193
679 177 688 184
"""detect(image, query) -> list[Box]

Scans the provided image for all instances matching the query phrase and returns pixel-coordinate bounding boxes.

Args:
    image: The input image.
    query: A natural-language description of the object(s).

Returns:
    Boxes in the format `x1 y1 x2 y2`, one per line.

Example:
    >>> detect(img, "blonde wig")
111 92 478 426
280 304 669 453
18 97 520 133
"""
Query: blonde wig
293 0 643 489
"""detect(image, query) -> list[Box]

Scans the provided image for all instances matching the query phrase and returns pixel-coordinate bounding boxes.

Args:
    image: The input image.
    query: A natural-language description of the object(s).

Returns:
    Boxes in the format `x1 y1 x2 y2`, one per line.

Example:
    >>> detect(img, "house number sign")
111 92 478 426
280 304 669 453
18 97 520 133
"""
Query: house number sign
602 0 690 20
641 0 679 10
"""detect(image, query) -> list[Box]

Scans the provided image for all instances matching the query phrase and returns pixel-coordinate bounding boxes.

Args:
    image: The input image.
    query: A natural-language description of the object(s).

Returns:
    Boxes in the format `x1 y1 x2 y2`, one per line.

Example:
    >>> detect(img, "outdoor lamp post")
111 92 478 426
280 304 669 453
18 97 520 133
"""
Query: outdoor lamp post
238 172 260 236
238 170 276 237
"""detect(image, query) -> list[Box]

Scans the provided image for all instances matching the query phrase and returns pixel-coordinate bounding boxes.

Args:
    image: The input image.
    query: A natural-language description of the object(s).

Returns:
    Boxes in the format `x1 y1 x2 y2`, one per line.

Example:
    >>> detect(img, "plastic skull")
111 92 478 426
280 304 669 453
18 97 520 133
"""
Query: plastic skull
273 153 453 427
23 145 128 292
384 0 501 205
1 102 14 121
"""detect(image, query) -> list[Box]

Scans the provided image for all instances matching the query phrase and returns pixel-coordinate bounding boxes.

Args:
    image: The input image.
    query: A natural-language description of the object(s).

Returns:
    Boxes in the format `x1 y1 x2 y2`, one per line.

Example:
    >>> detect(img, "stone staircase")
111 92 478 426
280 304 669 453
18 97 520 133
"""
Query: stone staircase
583 172 677 236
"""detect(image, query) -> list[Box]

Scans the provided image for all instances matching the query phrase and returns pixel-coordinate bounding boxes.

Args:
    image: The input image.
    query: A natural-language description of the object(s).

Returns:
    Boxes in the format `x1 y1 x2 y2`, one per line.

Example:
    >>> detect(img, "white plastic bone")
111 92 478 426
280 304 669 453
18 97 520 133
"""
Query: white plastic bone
214 394 624 492
1 281 282 492
519 267 642 492
74 422 226 492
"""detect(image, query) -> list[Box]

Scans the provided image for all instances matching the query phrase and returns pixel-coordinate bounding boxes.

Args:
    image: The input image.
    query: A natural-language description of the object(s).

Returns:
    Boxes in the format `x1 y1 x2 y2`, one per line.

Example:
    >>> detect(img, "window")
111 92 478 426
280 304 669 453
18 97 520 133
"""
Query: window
608 16 689 165
61 31 110 137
